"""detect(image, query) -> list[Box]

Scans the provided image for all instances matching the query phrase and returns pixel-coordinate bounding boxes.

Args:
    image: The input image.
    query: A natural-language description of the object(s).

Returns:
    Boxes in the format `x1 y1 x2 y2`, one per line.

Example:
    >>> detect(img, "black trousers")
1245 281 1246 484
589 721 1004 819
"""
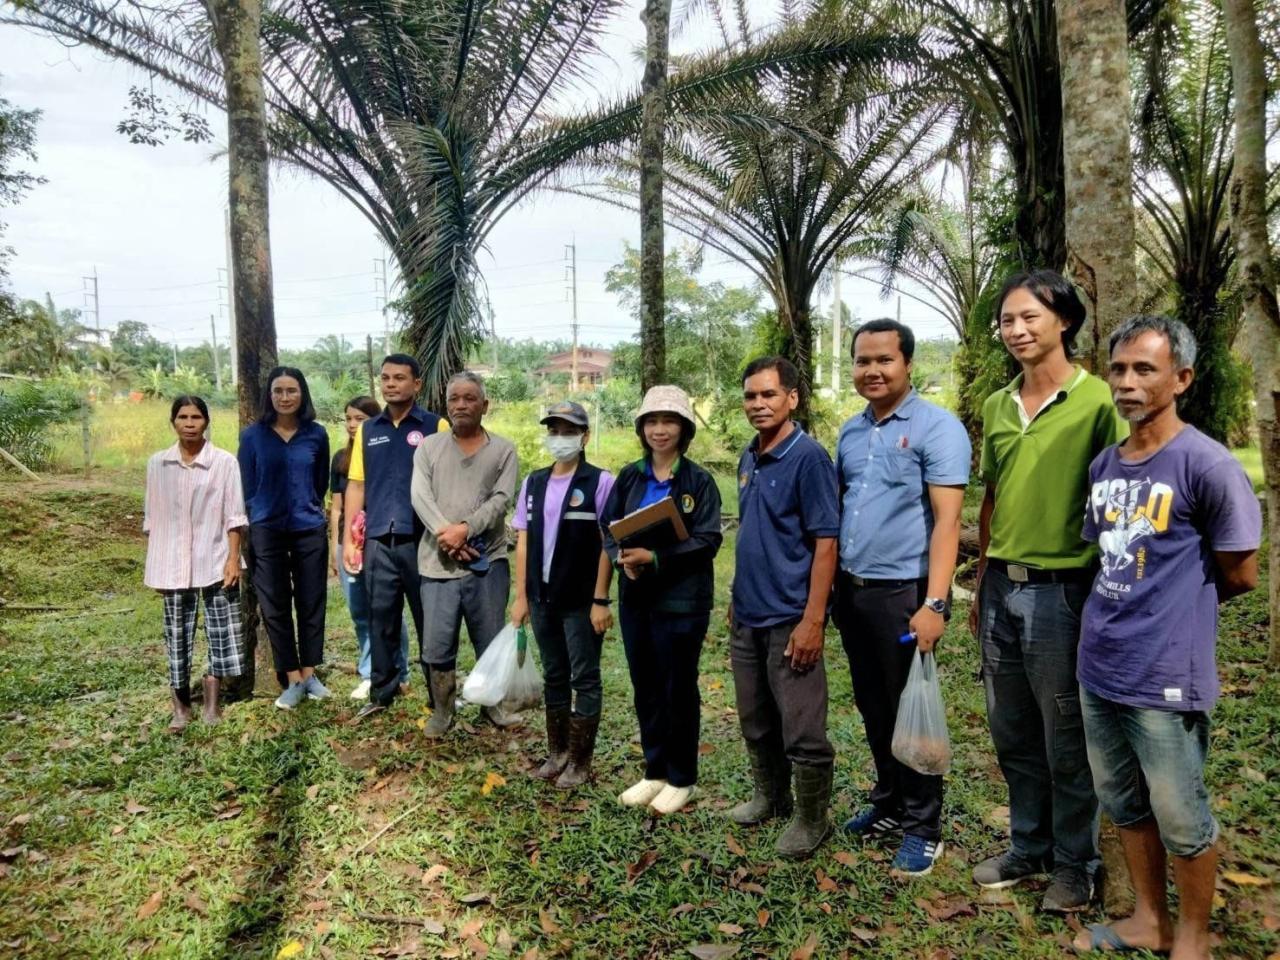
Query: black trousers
250 524 327 674
834 573 944 839
619 604 709 788
364 534 426 707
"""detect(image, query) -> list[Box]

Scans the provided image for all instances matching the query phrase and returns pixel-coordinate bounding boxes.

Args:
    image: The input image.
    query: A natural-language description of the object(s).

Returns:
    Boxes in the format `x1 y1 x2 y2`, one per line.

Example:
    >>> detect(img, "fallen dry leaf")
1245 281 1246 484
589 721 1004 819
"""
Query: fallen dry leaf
276 943 304 960
458 891 492 905
184 893 208 916
7 814 32 827
1222 870 1272 887
125 800 150 816
626 850 659 884
459 917 484 939
850 927 878 944
737 881 765 896
136 890 164 920
314 921 331 937
521 949 540 960
915 895 976 922
698 743 716 755
814 869 838 893
717 923 744 936
687 945 738 960
756 909 770 928
790 931 818 960
725 834 746 858
216 805 244 821
480 772 507 796
422 864 449 885
421 919 446 936
306 784 321 801
539 908 561 934
671 903 697 917
832 851 856 867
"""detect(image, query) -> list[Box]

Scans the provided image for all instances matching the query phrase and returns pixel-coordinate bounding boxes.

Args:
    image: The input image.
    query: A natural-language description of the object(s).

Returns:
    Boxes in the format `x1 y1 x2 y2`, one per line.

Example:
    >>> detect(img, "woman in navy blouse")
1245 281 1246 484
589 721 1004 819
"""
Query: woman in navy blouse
238 367 331 710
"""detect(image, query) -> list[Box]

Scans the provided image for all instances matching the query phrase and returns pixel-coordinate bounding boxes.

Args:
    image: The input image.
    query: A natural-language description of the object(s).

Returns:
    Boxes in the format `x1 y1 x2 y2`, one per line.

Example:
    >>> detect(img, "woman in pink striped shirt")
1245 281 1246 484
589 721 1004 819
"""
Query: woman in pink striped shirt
143 396 248 732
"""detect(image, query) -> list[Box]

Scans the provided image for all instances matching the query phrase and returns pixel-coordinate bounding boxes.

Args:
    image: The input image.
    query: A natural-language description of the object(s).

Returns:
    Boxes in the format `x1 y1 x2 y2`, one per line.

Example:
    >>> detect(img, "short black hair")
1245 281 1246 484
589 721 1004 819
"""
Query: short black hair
742 355 800 390
169 395 209 424
382 353 421 378
996 270 1087 355
851 318 915 362
260 366 317 424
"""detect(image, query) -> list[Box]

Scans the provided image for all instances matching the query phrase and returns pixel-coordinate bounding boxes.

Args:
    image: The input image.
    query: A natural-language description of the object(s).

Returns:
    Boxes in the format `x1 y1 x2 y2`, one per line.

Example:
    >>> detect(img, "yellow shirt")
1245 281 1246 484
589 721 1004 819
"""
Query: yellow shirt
347 413 448 483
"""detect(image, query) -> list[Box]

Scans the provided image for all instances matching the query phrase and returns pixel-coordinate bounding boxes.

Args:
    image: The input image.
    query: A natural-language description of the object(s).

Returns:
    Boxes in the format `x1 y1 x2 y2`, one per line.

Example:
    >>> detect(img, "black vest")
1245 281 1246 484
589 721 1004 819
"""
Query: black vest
525 458 604 607
362 405 442 538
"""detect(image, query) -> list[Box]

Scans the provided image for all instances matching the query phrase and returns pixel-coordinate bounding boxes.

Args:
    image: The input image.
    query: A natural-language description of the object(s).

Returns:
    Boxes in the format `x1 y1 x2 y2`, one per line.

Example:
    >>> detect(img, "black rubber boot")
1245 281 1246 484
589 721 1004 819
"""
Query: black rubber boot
531 706 572 781
422 670 456 739
728 741 793 826
555 713 601 790
776 762 833 860
201 675 222 725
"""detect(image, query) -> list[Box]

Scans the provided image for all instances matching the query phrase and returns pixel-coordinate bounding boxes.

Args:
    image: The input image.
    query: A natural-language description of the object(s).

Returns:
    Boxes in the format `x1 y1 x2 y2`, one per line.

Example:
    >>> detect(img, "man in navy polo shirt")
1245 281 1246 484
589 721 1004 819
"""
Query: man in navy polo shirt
343 354 447 717
835 319 970 878
727 356 839 860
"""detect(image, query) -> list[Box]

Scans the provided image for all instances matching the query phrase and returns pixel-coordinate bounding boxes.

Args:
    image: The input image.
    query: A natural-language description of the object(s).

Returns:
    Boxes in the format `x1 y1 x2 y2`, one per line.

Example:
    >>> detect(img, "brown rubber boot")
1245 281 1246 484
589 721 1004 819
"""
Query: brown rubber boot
422 669 456 739
168 687 192 733
554 713 600 790
201 675 222 725
531 706 571 781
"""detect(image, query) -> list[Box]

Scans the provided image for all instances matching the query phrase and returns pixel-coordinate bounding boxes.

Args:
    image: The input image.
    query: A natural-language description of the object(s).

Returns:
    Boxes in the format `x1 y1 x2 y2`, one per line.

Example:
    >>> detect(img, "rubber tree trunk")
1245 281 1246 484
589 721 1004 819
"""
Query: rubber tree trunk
638 0 671 393
1057 0 1138 368
1223 0 1280 667
206 0 279 697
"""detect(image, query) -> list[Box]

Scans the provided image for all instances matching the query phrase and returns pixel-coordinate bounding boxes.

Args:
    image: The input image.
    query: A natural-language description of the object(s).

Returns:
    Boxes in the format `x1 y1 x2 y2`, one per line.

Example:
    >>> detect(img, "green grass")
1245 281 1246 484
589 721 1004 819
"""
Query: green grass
0 470 1277 959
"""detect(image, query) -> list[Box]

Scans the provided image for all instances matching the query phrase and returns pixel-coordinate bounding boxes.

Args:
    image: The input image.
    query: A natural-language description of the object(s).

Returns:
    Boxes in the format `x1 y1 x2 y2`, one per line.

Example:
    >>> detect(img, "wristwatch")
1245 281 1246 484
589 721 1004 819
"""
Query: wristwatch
592 597 611 607
923 597 947 614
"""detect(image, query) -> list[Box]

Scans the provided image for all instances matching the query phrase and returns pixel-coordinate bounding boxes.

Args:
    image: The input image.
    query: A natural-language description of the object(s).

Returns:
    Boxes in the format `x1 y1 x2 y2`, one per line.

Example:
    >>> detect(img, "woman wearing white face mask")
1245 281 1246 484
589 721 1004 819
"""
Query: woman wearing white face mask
509 401 616 789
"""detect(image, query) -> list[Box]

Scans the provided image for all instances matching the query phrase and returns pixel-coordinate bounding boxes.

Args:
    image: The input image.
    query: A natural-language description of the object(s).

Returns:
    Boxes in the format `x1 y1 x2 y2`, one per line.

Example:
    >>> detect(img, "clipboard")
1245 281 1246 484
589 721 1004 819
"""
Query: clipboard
608 496 689 544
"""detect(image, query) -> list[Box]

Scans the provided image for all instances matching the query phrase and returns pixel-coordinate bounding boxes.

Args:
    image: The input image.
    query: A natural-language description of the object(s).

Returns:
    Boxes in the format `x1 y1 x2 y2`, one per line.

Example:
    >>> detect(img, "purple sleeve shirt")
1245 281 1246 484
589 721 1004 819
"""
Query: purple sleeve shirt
1079 427 1261 711
513 469 615 584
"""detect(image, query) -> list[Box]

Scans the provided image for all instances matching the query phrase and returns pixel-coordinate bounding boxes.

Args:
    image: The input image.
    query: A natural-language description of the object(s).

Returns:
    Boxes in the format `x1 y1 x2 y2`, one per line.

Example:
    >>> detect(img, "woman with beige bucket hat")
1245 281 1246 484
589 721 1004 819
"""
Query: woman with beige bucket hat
601 385 723 815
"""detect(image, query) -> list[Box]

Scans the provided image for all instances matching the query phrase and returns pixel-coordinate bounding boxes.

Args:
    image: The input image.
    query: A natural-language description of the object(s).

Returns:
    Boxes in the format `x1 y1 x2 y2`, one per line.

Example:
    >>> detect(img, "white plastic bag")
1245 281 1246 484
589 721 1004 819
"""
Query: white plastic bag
461 623 542 711
891 650 952 775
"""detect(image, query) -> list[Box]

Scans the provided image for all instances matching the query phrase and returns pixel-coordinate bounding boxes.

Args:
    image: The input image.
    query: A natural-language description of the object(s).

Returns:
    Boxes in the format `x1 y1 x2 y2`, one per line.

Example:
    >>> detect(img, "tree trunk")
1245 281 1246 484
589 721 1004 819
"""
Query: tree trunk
638 0 671 393
1223 0 1280 667
207 0 279 697
781 304 815 426
1057 0 1138 368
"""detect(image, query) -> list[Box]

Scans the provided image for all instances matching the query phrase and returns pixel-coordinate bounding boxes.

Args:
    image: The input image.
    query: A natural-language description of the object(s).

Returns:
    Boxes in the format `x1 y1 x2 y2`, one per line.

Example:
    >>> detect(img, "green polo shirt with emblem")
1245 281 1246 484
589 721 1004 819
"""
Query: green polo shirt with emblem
980 367 1127 569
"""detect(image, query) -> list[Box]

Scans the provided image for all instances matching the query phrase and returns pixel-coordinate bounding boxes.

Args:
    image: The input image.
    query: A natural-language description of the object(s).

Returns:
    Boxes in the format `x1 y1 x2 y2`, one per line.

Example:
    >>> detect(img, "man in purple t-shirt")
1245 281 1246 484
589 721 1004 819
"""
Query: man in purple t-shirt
1073 316 1260 958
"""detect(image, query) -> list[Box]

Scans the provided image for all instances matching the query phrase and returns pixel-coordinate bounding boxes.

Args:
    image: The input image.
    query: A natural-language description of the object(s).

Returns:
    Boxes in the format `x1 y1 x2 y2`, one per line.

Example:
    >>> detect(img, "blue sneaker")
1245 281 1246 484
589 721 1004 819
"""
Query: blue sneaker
303 674 331 700
890 833 944 877
842 806 902 837
274 682 307 710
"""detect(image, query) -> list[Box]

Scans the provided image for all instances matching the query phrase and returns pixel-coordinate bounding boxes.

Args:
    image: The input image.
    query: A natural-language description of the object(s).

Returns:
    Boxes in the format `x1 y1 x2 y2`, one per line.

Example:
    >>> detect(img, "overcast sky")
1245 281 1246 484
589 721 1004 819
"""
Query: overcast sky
0 7 955 359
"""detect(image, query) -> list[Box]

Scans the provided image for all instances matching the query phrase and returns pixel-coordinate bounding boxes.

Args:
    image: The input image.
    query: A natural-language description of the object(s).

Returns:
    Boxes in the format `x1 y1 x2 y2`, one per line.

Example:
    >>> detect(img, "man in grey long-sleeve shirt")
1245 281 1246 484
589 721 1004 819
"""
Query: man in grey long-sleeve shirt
411 371 519 736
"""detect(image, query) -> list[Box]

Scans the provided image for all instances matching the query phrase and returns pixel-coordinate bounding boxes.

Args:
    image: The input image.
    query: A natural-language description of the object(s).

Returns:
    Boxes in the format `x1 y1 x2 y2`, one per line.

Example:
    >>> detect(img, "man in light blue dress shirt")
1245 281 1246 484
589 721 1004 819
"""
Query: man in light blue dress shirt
834 319 970 878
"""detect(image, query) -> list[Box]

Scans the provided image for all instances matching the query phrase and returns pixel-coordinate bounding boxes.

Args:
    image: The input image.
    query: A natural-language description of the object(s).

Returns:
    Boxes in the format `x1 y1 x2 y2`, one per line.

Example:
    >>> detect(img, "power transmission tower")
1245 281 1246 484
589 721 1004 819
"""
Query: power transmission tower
81 267 100 334
210 314 223 391
565 237 578 390
374 257 390 355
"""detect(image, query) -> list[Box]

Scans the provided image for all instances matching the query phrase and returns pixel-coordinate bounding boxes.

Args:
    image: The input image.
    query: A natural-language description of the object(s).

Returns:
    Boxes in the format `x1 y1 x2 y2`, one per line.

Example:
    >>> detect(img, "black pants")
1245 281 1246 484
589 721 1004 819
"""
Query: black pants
730 617 835 767
529 601 603 717
250 524 327 674
619 604 709 788
834 573 943 839
365 534 426 707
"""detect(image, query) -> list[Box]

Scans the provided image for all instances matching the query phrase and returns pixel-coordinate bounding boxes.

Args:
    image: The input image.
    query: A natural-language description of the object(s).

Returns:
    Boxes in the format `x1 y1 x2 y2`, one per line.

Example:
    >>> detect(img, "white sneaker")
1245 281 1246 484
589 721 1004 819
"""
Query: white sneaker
649 784 696 815
618 778 668 807
349 678 372 701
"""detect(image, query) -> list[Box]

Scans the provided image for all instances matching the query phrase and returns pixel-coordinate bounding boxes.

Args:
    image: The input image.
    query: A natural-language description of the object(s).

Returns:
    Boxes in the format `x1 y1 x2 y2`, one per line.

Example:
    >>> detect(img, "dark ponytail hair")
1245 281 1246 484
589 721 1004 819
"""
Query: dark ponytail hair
170 395 210 424
335 395 382 476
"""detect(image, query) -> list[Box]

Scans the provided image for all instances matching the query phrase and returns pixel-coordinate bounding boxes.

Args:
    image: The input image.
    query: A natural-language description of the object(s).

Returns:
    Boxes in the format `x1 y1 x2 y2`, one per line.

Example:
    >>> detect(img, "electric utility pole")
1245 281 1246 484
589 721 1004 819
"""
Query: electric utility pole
565 238 579 390
831 265 842 392
210 314 223 391
374 257 390 355
81 267 100 334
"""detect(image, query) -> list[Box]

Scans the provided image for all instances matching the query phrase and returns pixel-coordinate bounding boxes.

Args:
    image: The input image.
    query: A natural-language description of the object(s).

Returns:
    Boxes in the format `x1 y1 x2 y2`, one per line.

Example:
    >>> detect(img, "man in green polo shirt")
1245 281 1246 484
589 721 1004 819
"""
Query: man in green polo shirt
970 270 1127 912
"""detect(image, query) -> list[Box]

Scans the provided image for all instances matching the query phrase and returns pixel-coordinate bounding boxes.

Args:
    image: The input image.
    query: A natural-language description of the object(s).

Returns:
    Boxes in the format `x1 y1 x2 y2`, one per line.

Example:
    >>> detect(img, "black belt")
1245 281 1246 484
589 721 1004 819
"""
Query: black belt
843 573 925 589
987 559 1095 585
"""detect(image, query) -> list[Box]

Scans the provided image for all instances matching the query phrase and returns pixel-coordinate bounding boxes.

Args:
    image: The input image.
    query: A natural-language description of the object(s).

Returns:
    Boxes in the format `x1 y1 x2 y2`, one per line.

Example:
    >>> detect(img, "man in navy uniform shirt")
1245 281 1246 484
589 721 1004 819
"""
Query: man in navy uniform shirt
343 354 447 717
727 356 839 859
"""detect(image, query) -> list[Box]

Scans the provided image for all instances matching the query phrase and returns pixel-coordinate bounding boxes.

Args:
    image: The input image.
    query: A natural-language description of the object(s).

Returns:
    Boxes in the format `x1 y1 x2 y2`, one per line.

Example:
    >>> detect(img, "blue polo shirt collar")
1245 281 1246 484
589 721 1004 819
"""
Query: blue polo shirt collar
861 389 920 426
748 423 806 462
375 403 429 428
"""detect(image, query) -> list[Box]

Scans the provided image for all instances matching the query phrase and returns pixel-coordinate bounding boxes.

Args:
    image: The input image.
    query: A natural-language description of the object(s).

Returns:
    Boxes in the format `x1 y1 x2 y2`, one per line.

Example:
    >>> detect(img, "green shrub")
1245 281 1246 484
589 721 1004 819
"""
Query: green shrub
0 380 83 470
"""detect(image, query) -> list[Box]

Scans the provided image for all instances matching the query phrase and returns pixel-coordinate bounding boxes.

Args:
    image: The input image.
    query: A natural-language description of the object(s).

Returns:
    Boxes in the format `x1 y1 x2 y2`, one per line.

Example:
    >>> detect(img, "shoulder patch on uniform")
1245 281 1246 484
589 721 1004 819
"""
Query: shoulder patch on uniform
739 471 750 489
569 488 586 507
681 493 695 513
407 430 424 446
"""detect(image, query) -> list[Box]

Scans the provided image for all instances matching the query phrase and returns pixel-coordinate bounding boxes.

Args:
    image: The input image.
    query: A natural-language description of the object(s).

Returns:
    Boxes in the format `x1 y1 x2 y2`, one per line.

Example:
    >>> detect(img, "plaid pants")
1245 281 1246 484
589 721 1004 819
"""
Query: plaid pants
161 584 246 689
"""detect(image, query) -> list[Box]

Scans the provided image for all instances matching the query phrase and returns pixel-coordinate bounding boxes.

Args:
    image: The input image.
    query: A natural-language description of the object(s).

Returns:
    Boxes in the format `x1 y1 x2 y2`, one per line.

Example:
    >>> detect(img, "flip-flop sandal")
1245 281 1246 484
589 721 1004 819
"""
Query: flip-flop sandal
1075 924 1163 954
